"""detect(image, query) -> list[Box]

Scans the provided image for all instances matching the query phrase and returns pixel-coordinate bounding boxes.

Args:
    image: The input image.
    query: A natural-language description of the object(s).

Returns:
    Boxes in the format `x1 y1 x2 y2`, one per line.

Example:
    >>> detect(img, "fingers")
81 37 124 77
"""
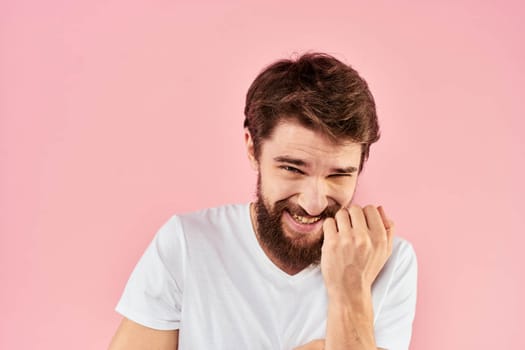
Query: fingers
348 205 367 230
320 204 396 292
324 204 395 251
322 217 337 241
364 205 384 232
377 205 391 230
377 205 395 253
349 205 394 248
334 208 351 233
343 206 369 254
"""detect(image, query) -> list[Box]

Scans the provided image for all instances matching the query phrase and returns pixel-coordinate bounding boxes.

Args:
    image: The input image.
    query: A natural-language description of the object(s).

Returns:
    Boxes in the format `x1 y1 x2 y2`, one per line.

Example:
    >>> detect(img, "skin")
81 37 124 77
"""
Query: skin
246 119 362 275
247 119 393 350
109 118 393 350
108 318 178 349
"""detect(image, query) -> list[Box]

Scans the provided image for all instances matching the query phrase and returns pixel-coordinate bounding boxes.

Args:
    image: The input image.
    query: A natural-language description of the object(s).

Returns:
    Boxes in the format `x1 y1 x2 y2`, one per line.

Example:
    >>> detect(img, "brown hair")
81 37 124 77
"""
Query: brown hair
243 52 380 172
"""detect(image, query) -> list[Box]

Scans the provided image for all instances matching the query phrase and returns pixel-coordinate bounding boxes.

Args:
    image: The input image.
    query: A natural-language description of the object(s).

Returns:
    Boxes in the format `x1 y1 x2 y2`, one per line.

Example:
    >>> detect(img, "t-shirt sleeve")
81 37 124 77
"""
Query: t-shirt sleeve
115 215 186 330
374 239 418 350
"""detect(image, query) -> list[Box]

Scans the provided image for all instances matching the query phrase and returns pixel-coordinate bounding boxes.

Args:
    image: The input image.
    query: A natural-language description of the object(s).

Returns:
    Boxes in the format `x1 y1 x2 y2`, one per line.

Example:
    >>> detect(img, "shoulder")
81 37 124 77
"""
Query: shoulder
177 203 250 222
391 237 417 269
158 203 251 250
174 203 250 235
372 236 418 312
377 236 417 287
159 202 248 231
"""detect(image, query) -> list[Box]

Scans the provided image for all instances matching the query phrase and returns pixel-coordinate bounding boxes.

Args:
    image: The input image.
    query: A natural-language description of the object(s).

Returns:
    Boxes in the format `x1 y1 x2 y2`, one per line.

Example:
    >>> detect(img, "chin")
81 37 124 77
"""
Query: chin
283 225 323 247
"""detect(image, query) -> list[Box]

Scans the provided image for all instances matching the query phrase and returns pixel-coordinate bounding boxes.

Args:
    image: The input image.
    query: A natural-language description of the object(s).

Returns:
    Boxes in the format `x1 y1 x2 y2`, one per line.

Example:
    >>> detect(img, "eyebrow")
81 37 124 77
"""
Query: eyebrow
273 156 358 174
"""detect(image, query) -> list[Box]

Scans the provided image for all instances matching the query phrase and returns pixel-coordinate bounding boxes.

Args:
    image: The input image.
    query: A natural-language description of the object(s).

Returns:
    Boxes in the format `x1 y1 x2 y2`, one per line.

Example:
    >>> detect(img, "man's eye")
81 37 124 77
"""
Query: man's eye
328 174 352 178
281 166 303 174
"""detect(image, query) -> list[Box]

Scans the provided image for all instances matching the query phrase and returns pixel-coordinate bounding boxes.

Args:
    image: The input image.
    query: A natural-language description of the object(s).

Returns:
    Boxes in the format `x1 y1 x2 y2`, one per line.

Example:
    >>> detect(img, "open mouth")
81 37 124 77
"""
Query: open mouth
283 210 324 235
291 212 322 224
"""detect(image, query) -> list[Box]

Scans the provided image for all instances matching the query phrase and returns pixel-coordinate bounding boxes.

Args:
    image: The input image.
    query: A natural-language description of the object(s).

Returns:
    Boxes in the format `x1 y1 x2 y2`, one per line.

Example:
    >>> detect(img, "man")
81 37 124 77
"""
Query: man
109 52 417 350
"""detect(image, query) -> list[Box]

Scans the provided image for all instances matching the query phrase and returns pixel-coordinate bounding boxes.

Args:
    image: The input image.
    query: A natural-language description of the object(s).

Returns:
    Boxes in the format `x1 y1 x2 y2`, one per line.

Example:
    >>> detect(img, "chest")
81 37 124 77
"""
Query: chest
178 253 328 350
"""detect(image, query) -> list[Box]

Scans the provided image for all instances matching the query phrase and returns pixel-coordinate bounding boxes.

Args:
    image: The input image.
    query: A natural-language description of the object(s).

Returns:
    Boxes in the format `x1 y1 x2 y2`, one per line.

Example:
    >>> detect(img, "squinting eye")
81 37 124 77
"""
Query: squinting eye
280 166 303 174
328 174 352 178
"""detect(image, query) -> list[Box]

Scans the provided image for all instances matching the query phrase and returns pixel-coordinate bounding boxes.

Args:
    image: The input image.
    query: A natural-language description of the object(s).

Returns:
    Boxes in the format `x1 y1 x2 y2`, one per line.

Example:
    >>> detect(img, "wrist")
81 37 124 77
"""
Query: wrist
326 280 373 306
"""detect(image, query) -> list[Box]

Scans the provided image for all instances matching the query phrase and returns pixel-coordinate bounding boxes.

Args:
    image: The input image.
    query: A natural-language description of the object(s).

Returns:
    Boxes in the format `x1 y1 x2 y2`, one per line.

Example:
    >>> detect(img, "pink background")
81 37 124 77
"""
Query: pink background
1 1 523 349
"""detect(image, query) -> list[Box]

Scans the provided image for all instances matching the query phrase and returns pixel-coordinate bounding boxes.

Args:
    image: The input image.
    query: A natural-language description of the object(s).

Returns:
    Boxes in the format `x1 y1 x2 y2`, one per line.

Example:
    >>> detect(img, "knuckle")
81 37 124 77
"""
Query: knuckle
354 233 369 248
355 227 368 238
323 217 335 228
334 209 347 221
363 204 376 213
340 235 353 247
376 236 388 247
349 204 362 212
356 241 370 255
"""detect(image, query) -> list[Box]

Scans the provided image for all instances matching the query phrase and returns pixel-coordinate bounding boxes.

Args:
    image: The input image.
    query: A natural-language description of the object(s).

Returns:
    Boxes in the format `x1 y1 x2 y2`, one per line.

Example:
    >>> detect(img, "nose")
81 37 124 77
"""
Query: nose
297 177 330 216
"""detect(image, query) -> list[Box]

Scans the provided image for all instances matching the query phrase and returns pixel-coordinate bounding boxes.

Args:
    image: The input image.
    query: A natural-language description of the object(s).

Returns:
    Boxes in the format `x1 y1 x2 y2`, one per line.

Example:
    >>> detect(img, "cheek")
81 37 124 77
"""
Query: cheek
329 179 358 205
260 170 301 201
265 178 299 202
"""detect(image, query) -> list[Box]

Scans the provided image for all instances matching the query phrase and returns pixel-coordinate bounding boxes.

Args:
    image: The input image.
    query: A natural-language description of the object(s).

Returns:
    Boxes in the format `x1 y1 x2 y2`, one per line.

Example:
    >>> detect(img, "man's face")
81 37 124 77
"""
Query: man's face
246 119 362 271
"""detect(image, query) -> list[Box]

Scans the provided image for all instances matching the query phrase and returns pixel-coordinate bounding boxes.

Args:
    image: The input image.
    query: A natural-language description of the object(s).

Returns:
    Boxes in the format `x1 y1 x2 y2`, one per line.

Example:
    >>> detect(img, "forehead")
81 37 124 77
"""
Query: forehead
261 119 362 163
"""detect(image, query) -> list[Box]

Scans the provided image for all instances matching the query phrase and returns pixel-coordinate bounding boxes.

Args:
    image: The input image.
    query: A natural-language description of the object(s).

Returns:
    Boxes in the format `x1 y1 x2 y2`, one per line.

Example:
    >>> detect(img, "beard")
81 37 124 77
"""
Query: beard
253 175 341 271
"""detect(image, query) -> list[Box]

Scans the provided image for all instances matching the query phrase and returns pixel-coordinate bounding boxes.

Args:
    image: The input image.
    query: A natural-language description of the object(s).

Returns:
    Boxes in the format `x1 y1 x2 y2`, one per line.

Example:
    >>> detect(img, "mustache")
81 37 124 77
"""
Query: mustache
273 199 341 219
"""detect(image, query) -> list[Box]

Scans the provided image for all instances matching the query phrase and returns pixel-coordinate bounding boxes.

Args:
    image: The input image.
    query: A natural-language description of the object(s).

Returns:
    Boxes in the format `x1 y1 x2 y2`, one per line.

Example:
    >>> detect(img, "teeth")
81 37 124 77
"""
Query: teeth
292 213 321 224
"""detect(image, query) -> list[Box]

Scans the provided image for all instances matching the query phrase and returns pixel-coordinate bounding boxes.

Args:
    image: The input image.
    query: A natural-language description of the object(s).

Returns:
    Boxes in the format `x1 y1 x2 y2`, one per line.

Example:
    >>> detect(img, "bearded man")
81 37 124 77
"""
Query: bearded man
109 52 417 350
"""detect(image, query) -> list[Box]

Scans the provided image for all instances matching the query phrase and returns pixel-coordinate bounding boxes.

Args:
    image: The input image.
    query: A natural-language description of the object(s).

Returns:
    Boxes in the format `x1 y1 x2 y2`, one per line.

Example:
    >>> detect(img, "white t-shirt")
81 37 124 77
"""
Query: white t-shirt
116 203 417 350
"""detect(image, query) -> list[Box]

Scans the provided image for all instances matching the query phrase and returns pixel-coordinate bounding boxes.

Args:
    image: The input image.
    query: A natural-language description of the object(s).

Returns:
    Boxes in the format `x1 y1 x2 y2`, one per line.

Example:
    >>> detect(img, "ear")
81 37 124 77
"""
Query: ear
244 128 258 171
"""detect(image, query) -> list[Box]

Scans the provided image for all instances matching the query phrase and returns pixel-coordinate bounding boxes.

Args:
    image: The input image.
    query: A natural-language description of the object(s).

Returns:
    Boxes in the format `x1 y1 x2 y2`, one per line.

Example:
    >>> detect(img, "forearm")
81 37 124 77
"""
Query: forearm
320 206 394 350
324 288 377 350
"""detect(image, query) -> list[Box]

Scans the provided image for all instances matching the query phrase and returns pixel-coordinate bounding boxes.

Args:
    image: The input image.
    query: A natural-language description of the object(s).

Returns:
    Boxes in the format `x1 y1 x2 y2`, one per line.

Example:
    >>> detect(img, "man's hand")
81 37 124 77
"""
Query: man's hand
321 205 394 299
320 205 394 350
